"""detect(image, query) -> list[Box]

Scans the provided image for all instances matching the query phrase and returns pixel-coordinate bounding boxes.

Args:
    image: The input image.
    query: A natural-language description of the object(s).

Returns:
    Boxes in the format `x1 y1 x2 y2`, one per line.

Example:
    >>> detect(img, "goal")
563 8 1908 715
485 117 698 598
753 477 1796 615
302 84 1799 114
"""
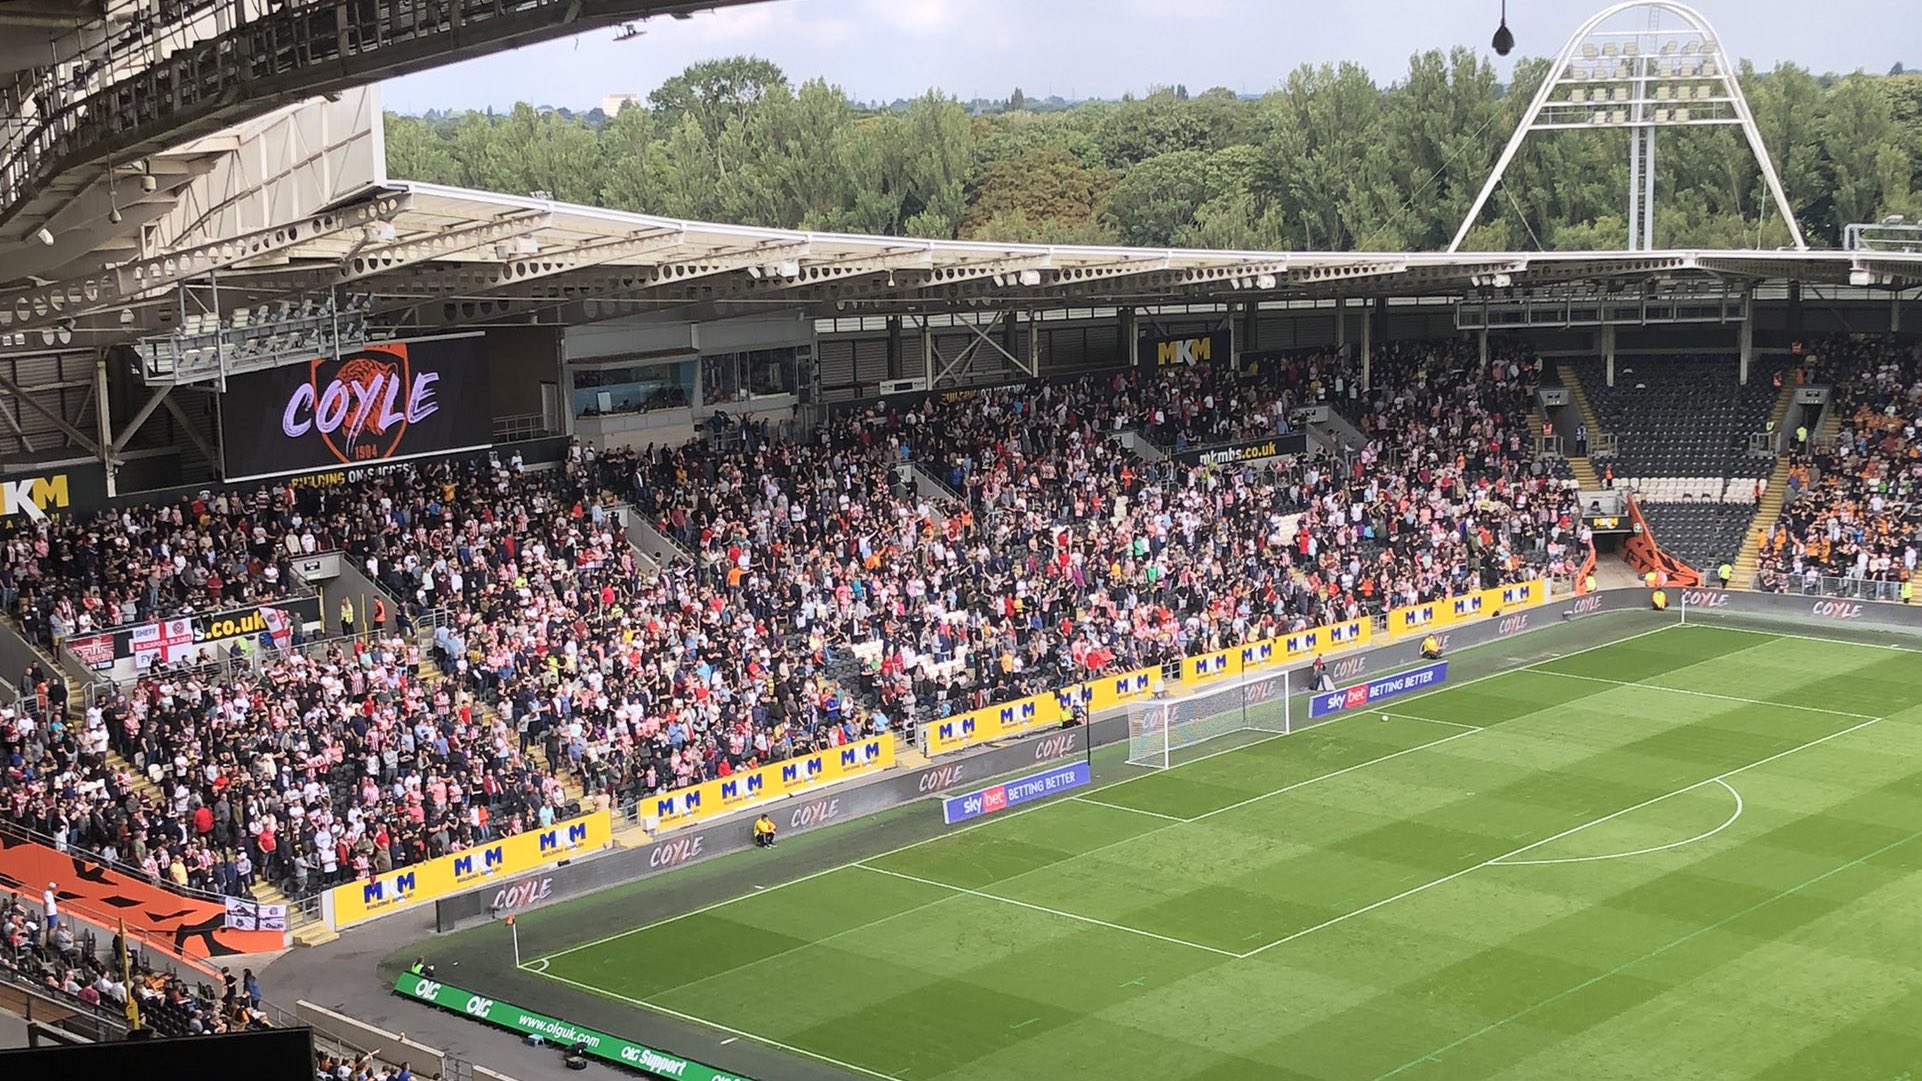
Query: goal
1126 668 1292 769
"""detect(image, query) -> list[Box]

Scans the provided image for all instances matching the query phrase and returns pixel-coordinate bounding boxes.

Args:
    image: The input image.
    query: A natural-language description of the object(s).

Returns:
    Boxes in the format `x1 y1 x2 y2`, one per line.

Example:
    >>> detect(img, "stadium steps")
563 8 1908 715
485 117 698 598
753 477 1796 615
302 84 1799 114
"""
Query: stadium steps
1557 363 1612 460
1729 384 1801 587
292 923 339 948
1565 455 1601 490
415 665 593 811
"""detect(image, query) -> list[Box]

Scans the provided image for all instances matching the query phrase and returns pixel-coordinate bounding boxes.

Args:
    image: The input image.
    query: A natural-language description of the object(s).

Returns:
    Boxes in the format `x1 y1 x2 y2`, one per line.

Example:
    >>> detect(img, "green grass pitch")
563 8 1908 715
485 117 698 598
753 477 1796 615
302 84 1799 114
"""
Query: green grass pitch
525 624 1922 1081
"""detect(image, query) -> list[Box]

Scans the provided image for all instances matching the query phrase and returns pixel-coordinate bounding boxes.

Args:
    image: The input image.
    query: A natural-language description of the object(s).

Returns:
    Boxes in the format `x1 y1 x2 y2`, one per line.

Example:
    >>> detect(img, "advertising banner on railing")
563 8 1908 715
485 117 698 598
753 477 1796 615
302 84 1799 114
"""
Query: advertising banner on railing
76 595 325 674
394 973 756 1081
1182 645 1241 685
647 738 895 830
1279 619 1372 662
1386 582 1549 638
1168 431 1308 468
1080 666 1158 712
925 692 1066 756
325 811 610 930
219 337 494 482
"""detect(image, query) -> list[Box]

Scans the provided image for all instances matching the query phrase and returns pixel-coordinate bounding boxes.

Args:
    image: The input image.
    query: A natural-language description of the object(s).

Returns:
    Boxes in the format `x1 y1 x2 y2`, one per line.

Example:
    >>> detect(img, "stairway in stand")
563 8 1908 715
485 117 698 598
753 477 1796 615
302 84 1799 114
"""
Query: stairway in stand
1556 364 1608 490
1729 384 1800 588
99 744 300 922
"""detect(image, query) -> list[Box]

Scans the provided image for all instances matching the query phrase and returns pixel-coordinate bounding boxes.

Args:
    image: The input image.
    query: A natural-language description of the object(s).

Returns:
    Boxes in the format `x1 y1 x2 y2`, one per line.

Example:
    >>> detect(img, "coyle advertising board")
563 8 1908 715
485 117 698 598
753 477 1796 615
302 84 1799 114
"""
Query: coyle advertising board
219 338 493 482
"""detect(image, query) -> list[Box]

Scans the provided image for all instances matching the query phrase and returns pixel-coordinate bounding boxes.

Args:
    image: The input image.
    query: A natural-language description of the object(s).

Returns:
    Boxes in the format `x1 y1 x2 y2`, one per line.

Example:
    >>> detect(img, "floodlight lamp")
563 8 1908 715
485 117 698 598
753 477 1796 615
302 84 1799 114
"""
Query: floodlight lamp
1254 273 1277 290
1491 0 1514 56
1849 268 1873 287
776 260 801 278
1017 269 1042 287
34 227 54 246
141 174 157 193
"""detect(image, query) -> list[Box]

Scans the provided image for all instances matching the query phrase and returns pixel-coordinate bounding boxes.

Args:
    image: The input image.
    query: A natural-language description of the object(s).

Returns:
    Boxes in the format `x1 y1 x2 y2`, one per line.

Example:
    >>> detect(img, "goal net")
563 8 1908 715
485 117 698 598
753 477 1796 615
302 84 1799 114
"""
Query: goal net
1126 669 1291 770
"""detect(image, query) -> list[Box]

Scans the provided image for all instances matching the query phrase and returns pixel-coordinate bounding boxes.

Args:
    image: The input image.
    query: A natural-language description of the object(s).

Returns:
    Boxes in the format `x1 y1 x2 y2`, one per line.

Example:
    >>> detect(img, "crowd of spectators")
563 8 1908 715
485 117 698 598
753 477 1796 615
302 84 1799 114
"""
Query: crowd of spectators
1756 334 1920 597
0 336 1585 908
604 338 1577 749
1 489 310 649
0 889 266 1037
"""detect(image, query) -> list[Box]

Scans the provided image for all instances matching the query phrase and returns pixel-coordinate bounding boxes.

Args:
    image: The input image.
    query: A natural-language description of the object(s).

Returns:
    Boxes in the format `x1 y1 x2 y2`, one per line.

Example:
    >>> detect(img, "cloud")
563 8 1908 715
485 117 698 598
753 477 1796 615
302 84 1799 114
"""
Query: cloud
861 0 960 37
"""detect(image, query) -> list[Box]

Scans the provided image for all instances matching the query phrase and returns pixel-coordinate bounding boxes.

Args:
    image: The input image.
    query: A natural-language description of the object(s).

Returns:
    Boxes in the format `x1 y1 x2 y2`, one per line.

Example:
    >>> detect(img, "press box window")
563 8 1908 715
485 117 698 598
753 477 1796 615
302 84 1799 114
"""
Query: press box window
571 359 695 418
701 345 806 405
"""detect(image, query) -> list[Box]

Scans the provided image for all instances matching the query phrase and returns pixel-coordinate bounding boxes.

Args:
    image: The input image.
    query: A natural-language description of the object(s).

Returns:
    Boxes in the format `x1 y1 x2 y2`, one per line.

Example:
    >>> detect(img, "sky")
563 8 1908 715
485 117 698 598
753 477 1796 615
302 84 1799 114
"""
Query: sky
380 0 1919 114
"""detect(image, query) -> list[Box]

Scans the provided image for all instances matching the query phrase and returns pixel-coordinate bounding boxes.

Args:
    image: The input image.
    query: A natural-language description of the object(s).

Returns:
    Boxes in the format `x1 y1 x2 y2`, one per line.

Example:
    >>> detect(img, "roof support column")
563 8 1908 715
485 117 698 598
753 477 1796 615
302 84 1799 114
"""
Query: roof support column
94 352 115 497
1360 303 1373 393
1121 308 1138 369
1738 289 1754 386
1025 311 1039 377
1892 294 1902 335
1601 324 1617 388
920 316 934 387
886 316 901 380
1478 326 1489 376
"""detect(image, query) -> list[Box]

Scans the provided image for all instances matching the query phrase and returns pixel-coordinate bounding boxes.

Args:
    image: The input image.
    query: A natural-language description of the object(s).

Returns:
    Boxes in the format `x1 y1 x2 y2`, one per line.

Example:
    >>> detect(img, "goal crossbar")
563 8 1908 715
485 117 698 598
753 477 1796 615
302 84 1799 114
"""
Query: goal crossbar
1125 667 1293 769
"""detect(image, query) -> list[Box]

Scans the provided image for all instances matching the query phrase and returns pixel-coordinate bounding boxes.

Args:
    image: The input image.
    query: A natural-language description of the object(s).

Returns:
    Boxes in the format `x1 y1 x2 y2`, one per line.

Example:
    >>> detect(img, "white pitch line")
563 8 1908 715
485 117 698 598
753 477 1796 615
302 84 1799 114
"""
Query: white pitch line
1187 728 1483 824
1680 619 1922 655
1070 796 1189 822
1492 778 1746 867
1530 668 1880 719
1382 713 1485 731
525 966 908 1081
855 863 1244 958
1238 716 1881 958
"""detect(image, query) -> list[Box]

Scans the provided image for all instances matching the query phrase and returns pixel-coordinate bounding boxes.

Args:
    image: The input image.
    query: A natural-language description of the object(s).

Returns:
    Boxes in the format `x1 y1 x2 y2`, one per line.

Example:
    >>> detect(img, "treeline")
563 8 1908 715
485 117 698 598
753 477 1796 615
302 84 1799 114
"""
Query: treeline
385 52 1922 251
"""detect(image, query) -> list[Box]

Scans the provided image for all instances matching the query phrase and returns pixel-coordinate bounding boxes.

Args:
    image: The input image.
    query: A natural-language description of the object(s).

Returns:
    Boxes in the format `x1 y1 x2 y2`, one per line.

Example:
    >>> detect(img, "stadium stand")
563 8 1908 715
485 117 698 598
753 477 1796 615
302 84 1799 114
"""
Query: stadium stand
1571 355 1785 570
0 891 267 1037
0 338 1587 911
0 490 312 649
1754 334 1921 597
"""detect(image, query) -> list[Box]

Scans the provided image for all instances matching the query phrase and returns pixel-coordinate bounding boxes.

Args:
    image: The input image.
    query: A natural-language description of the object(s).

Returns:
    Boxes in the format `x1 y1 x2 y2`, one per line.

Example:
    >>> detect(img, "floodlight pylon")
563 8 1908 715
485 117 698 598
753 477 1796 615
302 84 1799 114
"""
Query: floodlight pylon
1449 1 1806 253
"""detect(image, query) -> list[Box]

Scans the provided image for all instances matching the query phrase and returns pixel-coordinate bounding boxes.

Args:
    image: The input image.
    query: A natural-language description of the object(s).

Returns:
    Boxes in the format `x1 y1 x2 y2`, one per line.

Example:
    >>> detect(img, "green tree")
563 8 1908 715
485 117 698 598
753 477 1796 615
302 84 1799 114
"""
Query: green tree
962 145 1115 239
648 56 789 141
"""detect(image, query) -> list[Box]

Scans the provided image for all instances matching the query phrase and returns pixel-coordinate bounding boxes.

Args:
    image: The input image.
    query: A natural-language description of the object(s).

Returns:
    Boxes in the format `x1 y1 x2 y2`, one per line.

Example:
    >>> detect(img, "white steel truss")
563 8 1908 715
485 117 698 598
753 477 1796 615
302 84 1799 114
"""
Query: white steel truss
1450 1 1806 253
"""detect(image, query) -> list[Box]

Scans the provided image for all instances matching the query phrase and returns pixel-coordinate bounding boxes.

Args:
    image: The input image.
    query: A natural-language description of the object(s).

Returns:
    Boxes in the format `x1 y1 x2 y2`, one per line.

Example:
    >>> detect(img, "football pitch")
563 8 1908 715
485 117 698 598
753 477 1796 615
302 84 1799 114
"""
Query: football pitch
517 622 1922 1081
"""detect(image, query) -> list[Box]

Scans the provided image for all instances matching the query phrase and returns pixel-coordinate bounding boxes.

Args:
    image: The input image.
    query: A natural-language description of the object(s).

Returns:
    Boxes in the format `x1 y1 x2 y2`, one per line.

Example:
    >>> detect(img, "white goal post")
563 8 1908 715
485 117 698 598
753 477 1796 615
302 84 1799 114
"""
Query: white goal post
1125 668 1292 769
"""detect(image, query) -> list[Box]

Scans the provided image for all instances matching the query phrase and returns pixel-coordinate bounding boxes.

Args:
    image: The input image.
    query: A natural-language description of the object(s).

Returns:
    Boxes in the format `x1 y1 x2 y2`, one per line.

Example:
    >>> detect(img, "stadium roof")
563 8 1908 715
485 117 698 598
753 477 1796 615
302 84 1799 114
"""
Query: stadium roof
6 179 1919 348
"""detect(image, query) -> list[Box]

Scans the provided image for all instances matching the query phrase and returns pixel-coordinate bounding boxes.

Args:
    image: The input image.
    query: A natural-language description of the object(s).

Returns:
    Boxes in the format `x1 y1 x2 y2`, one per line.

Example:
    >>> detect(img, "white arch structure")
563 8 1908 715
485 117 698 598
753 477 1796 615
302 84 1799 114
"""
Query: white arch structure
1450 1 1807 253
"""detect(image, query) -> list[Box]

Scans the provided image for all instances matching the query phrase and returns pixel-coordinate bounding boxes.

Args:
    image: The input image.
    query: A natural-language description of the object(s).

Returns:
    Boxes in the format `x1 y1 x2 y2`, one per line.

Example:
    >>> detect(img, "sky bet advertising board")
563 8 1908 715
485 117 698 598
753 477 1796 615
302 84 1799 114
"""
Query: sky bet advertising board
942 762 1091 824
219 337 493 482
1309 661 1451 720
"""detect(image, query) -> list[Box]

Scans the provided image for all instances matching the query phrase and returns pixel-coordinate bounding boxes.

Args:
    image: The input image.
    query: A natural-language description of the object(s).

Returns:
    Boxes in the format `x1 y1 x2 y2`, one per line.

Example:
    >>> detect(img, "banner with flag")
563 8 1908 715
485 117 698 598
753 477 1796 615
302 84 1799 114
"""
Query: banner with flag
223 896 288 931
259 606 294 653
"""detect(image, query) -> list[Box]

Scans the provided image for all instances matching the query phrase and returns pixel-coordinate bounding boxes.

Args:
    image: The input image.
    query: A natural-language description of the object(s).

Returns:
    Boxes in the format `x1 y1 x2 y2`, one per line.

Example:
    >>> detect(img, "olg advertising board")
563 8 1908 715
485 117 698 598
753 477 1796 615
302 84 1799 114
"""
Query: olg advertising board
394 973 755 1081
219 337 493 481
